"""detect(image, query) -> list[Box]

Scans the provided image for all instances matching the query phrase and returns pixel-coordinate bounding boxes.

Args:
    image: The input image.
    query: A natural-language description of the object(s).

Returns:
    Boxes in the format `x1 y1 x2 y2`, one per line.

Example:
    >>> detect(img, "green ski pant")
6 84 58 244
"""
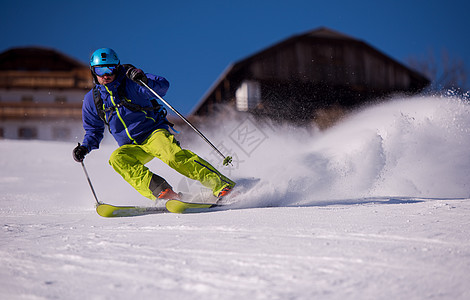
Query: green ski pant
108 129 235 200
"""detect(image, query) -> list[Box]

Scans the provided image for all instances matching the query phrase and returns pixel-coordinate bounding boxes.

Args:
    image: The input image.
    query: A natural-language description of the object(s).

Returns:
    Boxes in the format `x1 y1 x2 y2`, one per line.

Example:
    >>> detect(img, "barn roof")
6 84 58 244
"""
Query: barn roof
0 46 87 71
190 27 428 115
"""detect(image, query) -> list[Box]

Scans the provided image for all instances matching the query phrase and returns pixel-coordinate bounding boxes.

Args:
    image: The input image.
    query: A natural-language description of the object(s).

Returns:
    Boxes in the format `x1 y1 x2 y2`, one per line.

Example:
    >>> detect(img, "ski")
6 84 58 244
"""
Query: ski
96 201 221 217
165 199 219 214
94 177 261 217
96 203 168 217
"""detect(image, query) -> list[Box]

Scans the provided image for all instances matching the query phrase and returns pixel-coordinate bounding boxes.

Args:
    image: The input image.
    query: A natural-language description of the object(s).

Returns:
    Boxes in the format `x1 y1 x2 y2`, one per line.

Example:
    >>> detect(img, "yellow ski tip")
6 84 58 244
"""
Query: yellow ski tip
96 203 117 217
165 199 213 214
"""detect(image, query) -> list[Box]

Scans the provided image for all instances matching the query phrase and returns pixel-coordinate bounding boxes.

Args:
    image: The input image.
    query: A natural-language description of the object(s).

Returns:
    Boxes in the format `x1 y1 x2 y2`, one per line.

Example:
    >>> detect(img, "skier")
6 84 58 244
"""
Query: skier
73 48 235 202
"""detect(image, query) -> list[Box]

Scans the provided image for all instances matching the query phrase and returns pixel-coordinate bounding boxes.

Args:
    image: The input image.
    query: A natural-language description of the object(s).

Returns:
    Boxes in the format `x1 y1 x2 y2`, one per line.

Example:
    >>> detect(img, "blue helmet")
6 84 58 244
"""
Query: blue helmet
90 48 120 67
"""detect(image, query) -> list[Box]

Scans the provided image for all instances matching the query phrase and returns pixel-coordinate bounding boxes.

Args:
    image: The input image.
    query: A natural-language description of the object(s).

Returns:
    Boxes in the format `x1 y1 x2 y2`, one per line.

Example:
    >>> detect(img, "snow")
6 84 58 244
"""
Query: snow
1 94 470 300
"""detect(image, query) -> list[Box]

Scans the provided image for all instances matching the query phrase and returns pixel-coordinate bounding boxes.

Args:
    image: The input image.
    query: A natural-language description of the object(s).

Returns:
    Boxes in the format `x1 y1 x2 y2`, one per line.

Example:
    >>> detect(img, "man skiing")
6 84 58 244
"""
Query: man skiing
73 48 235 202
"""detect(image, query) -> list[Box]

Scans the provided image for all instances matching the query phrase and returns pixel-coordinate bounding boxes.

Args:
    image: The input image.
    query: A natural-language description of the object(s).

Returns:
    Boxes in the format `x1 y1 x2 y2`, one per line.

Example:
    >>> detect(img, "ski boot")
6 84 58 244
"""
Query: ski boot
158 188 182 200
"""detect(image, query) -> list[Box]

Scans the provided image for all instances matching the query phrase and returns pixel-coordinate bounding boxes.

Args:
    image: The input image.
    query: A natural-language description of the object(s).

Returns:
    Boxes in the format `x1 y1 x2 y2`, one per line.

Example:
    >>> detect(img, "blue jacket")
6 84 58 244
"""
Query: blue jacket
81 67 170 152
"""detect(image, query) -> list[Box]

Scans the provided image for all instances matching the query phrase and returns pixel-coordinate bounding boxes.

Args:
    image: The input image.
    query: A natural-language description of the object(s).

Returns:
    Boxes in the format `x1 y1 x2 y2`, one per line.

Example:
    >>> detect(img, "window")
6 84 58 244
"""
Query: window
21 95 34 102
18 127 38 139
235 81 261 111
55 96 67 103
52 127 71 140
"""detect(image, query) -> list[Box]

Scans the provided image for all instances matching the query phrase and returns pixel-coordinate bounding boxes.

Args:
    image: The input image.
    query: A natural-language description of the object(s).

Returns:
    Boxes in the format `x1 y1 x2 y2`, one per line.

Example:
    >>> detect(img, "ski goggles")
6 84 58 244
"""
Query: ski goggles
93 65 119 77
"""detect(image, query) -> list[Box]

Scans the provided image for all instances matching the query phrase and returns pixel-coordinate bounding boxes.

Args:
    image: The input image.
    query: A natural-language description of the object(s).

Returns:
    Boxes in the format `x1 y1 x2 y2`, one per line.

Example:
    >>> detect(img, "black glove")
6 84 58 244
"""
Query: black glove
73 143 88 162
125 64 148 86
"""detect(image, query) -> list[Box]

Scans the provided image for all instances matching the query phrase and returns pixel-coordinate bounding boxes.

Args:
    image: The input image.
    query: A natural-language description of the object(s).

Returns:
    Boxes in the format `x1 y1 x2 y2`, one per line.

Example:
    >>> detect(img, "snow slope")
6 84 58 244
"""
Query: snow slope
1 94 470 299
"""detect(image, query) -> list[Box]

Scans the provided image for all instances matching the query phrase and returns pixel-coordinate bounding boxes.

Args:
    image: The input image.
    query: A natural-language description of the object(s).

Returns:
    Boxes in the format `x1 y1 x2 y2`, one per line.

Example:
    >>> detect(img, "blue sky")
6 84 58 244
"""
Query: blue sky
2 0 469 115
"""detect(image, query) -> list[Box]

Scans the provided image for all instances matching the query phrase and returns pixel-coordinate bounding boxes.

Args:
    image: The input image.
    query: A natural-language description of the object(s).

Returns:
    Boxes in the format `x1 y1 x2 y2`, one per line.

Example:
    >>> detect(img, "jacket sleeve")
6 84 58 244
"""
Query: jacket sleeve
81 90 105 152
139 73 170 98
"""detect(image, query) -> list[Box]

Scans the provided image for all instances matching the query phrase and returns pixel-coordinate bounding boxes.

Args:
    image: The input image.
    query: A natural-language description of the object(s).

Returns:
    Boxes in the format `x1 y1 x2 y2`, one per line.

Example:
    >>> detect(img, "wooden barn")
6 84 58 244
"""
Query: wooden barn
0 47 92 140
191 27 429 127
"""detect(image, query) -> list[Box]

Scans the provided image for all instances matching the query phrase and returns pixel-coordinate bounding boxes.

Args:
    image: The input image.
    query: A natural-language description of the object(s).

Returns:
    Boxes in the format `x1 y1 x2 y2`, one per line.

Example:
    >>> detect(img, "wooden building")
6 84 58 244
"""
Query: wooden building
191 27 429 127
0 47 92 140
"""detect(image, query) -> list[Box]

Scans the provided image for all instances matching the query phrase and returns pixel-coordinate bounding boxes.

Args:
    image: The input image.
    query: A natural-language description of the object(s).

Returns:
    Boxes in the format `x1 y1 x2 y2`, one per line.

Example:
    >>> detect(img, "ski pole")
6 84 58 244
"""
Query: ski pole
139 80 233 166
80 160 101 205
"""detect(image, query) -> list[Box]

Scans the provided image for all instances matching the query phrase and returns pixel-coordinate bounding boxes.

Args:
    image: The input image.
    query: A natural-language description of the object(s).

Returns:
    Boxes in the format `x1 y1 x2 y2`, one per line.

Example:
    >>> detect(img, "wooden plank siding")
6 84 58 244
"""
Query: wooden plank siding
0 102 82 120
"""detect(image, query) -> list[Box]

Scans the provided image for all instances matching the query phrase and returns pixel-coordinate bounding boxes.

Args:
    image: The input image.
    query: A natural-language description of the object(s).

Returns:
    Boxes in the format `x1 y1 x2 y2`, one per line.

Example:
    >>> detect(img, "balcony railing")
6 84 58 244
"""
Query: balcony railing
0 70 92 89
0 102 82 120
